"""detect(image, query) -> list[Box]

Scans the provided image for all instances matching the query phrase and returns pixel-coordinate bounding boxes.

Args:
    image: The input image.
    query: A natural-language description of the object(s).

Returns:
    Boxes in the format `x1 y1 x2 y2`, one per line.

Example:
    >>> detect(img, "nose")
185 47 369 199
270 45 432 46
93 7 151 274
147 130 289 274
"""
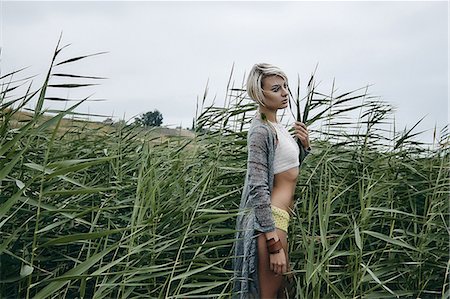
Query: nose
281 85 289 96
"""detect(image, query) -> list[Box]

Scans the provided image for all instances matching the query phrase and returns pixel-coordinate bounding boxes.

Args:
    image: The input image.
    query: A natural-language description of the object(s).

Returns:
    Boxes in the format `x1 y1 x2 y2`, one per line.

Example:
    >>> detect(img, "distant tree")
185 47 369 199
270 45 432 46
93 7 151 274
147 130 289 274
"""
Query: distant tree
103 117 114 125
134 110 163 127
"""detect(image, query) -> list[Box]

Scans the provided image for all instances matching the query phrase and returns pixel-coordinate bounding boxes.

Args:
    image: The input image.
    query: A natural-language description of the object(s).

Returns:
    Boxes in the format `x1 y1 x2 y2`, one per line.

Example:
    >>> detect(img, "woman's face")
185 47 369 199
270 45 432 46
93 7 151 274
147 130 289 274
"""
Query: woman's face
261 75 289 111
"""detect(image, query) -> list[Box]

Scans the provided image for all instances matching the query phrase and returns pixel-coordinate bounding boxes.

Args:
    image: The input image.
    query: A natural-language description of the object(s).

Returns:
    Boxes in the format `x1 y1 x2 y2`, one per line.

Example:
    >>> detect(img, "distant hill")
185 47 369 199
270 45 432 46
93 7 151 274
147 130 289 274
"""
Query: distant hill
5 109 195 138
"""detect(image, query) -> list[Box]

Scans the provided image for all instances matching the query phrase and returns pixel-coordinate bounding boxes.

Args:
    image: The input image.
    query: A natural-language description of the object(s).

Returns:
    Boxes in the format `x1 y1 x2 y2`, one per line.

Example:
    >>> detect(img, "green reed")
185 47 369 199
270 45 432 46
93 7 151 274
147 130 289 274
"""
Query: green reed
0 39 448 299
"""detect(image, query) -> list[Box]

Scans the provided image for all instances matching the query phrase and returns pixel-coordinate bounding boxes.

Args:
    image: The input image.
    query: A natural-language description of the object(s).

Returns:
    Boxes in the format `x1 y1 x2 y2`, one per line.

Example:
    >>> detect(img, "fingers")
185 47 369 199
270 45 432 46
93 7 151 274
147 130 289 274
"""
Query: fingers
294 121 307 128
293 122 309 134
295 131 308 143
272 263 279 275
295 132 307 139
281 263 287 274
279 263 285 275
270 261 287 275
270 261 279 275
270 259 279 274
269 248 288 275
293 122 310 147
293 121 308 132
275 263 286 275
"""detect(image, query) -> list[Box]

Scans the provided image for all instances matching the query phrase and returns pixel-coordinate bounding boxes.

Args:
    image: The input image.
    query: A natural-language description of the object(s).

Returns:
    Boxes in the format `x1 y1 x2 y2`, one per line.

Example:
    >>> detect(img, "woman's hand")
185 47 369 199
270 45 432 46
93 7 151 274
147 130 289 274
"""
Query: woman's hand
269 248 287 275
293 121 311 150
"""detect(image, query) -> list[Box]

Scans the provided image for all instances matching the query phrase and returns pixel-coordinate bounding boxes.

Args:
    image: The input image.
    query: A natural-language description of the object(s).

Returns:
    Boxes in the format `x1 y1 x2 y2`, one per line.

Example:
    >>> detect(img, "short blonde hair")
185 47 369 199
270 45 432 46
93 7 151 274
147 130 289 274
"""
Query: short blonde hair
246 63 289 107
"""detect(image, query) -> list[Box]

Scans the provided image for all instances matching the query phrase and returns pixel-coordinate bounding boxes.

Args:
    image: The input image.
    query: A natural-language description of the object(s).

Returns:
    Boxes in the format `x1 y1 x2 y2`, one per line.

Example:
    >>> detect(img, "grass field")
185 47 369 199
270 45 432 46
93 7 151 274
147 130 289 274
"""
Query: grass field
1 40 449 299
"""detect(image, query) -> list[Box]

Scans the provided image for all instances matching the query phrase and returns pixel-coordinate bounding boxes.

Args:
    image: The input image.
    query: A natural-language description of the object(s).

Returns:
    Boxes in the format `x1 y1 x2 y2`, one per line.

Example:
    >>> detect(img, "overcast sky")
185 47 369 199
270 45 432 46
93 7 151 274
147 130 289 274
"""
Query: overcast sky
1 1 448 146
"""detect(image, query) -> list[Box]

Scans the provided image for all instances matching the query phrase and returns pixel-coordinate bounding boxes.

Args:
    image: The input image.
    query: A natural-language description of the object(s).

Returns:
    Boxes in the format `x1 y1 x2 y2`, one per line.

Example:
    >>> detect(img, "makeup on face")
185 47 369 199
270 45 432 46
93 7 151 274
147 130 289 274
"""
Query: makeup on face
262 75 289 109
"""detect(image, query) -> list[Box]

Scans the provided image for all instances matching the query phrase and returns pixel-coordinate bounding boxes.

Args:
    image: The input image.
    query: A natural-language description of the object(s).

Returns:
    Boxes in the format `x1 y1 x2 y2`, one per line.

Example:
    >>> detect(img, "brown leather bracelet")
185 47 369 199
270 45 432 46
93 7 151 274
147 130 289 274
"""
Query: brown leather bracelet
266 238 277 247
268 239 283 254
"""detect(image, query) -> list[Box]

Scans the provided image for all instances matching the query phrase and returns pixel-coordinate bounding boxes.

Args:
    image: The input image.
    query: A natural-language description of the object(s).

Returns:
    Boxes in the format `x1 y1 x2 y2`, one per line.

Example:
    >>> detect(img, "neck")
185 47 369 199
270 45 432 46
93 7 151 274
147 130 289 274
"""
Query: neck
258 106 278 123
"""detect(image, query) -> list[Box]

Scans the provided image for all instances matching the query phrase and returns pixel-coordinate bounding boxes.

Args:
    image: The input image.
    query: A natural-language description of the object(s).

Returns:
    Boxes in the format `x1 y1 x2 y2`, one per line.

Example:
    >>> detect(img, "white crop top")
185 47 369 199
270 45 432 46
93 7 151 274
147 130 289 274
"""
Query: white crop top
268 121 300 174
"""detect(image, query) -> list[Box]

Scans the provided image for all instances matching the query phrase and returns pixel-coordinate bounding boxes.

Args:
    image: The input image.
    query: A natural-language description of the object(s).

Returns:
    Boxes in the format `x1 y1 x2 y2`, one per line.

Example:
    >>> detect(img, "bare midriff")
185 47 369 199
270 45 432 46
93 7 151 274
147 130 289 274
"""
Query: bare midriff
271 166 299 215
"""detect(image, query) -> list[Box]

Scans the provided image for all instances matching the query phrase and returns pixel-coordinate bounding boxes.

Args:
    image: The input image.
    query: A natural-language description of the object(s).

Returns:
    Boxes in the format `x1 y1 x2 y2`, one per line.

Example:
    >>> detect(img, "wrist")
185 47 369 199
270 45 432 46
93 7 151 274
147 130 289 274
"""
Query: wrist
269 249 283 255
264 231 279 242
266 238 283 254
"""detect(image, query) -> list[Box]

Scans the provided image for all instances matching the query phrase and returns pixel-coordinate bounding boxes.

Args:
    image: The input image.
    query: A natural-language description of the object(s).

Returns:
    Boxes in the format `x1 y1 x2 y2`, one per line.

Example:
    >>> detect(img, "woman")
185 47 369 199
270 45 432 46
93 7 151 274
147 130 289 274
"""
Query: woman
233 63 311 298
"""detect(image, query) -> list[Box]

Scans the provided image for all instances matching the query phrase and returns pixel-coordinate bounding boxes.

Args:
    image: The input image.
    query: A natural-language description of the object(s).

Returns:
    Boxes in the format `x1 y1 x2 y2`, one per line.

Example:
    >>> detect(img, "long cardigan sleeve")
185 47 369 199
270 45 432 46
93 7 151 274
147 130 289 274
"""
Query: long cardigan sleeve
246 125 276 233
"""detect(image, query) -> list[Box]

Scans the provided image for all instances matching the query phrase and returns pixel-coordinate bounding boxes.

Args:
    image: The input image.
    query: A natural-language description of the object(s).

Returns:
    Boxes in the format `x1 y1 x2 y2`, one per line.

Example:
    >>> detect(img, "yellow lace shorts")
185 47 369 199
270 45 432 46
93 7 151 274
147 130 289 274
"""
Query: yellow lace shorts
271 205 290 233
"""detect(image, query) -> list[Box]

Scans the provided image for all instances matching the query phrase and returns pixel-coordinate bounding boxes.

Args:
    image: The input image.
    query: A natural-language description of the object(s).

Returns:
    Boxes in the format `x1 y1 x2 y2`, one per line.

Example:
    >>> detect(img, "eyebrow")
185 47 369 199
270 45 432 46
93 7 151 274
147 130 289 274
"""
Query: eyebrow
271 83 287 88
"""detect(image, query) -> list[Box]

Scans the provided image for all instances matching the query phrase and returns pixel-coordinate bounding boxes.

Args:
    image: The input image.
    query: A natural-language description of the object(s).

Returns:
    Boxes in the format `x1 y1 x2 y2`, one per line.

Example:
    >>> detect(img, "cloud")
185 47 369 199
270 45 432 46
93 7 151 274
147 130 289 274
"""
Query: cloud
2 1 447 143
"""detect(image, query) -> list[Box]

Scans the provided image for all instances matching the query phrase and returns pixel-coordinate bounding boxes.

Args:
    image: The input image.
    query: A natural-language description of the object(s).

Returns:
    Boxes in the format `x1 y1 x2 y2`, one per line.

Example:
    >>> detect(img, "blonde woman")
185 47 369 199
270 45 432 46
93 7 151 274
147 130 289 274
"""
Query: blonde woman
233 63 311 298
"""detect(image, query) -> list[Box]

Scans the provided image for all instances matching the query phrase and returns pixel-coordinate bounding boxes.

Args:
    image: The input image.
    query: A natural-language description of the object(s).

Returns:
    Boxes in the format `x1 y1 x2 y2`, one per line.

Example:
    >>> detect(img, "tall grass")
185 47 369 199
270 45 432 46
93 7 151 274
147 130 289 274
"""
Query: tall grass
1 39 448 299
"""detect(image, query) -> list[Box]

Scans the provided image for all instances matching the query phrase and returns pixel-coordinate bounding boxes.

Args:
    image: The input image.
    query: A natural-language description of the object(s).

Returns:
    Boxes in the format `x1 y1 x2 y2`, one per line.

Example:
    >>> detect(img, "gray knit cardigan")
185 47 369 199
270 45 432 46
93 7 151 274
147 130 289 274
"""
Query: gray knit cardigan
232 114 310 298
